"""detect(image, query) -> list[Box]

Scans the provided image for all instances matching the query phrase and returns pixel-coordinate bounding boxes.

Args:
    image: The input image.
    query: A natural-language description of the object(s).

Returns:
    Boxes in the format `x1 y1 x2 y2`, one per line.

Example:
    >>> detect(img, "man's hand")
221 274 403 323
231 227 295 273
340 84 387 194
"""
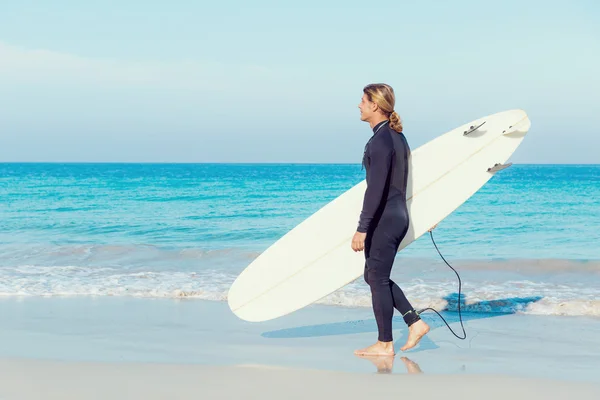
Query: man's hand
428 223 438 232
351 231 367 252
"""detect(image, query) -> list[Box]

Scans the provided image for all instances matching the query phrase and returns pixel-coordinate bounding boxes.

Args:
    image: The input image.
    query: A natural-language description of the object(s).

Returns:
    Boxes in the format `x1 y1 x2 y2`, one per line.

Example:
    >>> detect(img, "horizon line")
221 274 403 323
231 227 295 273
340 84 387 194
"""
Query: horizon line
1 161 598 166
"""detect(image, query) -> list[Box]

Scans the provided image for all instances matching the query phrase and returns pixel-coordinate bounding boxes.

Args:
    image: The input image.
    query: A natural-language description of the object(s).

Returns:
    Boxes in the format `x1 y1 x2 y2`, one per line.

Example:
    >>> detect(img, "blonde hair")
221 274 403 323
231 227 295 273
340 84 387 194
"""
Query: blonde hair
363 83 403 133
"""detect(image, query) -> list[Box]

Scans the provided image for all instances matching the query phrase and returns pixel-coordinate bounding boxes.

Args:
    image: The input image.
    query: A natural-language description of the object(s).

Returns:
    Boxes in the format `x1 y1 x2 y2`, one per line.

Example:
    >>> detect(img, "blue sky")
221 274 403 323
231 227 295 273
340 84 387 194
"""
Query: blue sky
1 0 598 163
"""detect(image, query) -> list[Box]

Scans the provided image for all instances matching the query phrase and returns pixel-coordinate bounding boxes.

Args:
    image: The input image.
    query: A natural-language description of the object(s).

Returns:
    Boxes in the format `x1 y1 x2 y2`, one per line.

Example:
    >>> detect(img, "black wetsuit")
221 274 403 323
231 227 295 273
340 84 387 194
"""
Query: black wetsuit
357 120 420 343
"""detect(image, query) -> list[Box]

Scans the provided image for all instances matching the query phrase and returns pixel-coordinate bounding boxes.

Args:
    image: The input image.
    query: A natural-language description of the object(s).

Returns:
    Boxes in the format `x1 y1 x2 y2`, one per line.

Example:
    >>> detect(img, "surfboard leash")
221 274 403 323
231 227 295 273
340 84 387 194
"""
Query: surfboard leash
415 230 467 340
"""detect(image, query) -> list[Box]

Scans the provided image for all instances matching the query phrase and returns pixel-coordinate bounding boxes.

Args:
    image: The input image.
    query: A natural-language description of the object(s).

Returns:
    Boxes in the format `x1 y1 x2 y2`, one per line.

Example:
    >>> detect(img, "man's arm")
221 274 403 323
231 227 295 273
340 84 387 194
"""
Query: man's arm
357 140 394 233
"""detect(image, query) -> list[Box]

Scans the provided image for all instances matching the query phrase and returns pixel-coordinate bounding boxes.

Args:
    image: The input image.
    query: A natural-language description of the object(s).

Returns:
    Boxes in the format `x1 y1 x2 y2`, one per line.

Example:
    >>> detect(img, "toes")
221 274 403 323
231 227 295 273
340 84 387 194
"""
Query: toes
401 341 416 352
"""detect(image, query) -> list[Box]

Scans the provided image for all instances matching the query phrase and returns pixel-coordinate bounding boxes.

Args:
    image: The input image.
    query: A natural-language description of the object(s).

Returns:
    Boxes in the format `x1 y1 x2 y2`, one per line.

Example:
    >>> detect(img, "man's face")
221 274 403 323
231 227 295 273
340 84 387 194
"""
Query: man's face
358 93 377 122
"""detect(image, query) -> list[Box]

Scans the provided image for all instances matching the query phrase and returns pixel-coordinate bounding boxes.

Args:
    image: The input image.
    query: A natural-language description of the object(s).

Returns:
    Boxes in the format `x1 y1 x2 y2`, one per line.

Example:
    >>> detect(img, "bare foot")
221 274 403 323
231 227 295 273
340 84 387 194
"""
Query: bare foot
400 357 423 374
400 320 430 351
355 354 394 374
354 341 395 356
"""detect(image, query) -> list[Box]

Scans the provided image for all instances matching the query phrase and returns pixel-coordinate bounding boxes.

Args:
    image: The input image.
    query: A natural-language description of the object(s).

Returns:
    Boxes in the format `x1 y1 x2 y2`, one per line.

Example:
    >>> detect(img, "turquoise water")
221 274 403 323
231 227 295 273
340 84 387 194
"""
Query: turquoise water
1 163 599 316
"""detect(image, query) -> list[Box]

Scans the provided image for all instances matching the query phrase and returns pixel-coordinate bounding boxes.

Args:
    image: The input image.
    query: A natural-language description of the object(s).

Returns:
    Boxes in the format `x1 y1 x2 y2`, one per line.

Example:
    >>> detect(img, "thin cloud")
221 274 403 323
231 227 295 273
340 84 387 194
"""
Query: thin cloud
0 42 271 90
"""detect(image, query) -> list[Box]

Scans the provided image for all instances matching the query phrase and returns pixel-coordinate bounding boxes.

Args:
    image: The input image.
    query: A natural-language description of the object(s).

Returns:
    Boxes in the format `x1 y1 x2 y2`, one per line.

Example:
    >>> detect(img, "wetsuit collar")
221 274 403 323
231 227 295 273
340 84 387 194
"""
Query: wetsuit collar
372 120 389 134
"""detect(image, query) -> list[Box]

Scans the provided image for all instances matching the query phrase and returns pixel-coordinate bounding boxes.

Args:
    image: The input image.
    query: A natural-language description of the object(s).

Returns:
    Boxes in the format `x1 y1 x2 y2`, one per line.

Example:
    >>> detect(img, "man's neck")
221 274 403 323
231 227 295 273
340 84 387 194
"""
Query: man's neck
369 115 389 130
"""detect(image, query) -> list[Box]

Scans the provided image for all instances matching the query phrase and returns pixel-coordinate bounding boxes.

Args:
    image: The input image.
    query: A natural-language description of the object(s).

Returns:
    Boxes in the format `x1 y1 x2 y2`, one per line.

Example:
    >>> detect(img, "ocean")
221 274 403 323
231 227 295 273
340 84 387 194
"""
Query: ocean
1 163 599 317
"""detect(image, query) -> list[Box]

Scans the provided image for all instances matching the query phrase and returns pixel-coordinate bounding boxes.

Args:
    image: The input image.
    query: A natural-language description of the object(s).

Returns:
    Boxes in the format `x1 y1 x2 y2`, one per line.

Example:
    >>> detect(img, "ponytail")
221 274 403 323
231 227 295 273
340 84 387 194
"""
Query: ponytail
389 111 403 133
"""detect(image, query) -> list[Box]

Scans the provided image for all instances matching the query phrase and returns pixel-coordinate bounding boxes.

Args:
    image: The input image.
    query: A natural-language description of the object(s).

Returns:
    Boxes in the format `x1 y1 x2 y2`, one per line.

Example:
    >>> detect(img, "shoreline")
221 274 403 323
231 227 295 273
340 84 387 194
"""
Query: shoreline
1 297 599 382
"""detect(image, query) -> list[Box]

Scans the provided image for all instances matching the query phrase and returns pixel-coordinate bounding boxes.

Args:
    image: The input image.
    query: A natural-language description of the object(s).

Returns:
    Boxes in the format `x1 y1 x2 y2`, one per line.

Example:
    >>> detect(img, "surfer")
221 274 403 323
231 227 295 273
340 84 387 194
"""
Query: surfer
351 83 430 356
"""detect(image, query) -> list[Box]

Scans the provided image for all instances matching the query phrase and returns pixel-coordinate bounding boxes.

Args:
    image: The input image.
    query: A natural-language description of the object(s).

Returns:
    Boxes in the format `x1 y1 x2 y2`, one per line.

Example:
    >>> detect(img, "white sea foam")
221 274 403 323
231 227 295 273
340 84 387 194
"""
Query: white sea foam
1 265 600 317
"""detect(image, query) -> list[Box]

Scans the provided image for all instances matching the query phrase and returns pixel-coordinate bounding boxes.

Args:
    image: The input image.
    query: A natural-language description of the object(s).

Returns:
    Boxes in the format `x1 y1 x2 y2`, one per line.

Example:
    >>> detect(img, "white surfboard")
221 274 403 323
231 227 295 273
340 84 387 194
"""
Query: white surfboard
228 109 531 322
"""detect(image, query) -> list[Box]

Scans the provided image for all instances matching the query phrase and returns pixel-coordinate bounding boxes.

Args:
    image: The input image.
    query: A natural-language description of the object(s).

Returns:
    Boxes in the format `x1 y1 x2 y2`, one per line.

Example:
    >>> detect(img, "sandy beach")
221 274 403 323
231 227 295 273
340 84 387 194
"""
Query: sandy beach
2 358 600 400
1 297 599 399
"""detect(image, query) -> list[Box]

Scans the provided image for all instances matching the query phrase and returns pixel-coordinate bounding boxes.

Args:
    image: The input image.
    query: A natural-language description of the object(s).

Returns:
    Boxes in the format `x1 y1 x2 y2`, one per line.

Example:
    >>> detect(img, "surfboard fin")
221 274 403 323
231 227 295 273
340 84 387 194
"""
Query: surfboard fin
487 162 512 173
463 121 486 136
502 125 527 137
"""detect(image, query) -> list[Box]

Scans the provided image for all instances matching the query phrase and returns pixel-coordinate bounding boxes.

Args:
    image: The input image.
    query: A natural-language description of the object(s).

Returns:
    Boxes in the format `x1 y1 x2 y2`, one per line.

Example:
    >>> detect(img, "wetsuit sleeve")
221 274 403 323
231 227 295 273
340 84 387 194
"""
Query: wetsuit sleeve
357 140 394 233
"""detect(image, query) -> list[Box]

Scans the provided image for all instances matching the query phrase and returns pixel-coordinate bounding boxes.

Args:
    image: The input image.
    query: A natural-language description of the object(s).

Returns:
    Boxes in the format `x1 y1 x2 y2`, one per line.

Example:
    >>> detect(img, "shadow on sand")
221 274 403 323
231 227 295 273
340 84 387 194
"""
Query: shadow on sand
261 294 543 353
